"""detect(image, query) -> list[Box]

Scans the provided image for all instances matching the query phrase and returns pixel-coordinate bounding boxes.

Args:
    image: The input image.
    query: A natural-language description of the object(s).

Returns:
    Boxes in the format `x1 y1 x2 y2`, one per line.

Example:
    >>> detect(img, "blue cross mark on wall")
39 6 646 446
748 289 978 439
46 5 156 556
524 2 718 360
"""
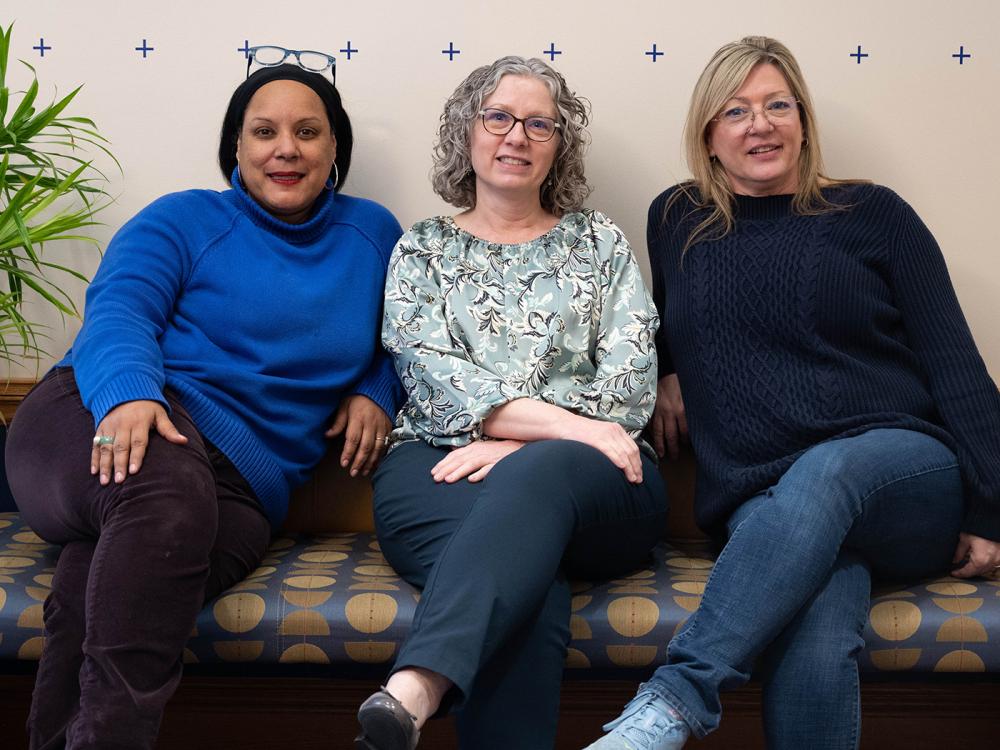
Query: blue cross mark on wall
645 43 663 62
135 39 155 58
442 42 460 61
237 40 252 59
340 41 358 60
33 38 52 57
543 43 562 61
850 45 869 64
952 45 971 64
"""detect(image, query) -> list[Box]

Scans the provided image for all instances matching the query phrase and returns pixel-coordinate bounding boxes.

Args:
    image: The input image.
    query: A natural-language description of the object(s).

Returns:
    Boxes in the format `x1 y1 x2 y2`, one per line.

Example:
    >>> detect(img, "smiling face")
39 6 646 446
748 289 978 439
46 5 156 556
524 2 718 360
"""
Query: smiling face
469 74 560 205
236 79 336 223
707 63 803 196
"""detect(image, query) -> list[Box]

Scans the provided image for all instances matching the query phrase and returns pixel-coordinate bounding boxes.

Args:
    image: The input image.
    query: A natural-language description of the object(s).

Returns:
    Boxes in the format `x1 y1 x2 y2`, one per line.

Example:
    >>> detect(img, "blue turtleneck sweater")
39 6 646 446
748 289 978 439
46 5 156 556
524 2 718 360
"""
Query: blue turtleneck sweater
60 177 404 528
649 183 1000 540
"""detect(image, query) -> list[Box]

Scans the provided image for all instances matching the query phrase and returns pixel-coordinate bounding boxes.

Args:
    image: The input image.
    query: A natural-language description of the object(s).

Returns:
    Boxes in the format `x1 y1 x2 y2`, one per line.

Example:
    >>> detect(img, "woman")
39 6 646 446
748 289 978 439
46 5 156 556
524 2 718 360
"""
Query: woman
5 56 403 749
587 36 1000 750
354 56 668 750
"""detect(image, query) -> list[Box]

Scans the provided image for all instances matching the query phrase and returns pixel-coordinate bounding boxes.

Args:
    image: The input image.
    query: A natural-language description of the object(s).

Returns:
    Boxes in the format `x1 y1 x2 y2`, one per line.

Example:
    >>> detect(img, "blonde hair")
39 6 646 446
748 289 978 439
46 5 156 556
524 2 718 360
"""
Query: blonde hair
431 56 591 216
673 36 859 250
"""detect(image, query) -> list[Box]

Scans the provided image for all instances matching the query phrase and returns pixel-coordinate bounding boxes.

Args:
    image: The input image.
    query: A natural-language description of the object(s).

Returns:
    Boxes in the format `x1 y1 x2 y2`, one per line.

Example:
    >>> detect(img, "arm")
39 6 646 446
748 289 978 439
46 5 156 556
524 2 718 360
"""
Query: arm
75 198 196 482
555 212 660 435
888 193 1000 556
381 227 529 443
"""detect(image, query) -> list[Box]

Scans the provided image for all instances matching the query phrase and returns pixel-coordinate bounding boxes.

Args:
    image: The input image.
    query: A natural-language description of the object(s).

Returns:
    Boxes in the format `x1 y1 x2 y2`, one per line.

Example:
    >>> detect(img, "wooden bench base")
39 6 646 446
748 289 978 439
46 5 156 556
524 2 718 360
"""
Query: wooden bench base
2 672 998 748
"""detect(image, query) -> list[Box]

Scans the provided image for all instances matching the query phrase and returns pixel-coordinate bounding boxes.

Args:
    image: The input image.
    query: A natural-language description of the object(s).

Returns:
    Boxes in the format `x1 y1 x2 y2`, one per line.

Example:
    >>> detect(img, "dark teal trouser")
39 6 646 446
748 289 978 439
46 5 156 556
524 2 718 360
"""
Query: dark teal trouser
373 438 669 749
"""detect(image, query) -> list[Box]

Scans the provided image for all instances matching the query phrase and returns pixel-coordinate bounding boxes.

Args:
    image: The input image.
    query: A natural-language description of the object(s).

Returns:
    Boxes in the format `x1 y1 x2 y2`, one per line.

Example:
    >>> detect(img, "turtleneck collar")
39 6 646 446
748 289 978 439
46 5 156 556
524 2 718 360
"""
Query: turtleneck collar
229 167 336 245
733 192 795 222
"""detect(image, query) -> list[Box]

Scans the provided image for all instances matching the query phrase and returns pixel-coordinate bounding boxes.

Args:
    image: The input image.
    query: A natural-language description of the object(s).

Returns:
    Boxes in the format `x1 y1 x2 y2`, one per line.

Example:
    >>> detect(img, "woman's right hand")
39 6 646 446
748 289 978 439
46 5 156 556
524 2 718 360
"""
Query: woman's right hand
649 374 688 460
91 400 188 485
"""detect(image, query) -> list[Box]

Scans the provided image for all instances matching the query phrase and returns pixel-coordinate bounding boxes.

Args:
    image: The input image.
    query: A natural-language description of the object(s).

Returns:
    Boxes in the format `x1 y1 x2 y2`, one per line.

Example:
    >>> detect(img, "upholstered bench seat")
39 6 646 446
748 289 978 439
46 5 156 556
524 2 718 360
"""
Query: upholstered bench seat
2 512 997 675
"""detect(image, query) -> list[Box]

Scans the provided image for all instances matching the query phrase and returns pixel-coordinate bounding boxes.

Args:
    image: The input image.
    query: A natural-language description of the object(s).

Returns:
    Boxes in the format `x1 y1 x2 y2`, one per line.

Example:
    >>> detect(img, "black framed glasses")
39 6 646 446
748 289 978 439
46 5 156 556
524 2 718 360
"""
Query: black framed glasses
479 108 561 142
247 45 336 83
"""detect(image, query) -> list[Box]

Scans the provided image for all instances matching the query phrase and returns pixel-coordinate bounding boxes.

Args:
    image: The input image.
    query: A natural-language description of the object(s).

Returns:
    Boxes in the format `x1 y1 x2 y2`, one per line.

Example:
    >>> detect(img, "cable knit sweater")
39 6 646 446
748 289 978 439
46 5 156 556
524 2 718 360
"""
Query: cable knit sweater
60 175 404 527
649 183 1000 539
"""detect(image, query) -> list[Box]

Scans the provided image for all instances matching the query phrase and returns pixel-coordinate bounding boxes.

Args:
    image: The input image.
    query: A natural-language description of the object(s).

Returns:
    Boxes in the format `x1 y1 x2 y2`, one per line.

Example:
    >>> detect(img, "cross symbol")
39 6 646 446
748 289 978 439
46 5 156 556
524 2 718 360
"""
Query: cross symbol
33 38 52 57
952 45 971 64
135 39 155 58
645 43 663 62
340 41 358 60
441 42 461 61
543 42 562 61
850 45 869 64
237 40 252 59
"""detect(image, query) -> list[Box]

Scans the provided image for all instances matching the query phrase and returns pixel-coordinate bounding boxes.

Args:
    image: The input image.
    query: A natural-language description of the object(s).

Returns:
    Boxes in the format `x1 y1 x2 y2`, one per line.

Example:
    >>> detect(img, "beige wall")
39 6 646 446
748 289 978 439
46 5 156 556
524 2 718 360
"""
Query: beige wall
7 0 999 378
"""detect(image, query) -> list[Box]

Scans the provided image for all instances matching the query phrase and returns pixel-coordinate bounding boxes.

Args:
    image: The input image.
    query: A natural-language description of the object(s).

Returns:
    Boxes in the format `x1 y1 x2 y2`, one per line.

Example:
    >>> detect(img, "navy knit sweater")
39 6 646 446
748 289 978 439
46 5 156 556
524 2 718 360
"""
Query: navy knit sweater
649 183 1000 540
60 175 404 528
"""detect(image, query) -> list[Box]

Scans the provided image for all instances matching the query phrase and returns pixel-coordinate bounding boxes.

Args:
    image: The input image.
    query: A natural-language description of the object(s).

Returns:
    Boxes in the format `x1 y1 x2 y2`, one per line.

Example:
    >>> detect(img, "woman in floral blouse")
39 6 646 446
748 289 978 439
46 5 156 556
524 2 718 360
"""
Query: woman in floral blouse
353 56 669 750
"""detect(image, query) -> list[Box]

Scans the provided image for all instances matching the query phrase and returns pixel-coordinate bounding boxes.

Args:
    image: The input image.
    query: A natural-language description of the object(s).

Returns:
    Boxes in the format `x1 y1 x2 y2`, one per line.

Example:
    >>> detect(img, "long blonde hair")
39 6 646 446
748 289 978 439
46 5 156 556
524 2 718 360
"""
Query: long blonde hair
673 36 859 251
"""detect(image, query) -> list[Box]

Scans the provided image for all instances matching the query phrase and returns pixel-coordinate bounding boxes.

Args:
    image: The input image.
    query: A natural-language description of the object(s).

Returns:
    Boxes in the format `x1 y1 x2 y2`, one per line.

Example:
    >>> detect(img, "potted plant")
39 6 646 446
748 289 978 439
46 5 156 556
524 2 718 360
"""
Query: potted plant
0 22 118 508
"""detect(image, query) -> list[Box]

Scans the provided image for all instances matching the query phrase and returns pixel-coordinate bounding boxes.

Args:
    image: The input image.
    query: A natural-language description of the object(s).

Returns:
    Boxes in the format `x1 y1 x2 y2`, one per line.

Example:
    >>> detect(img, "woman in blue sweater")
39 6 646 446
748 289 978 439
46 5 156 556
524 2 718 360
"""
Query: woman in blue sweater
587 36 1000 750
5 52 403 750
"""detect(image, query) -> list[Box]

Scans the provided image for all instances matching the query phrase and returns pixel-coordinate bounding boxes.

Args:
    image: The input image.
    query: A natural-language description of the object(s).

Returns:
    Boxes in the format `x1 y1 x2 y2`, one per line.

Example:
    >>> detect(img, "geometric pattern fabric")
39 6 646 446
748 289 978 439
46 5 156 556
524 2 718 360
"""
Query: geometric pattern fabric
1 512 997 673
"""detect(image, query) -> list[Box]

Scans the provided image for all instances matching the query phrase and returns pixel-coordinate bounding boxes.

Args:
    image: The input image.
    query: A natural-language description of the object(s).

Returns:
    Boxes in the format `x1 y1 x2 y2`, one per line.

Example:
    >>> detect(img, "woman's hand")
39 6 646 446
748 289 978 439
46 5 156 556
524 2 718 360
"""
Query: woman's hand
431 440 525 483
91 400 188 485
561 417 644 484
326 395 392 477
951 532 1000 579
649 374 688 460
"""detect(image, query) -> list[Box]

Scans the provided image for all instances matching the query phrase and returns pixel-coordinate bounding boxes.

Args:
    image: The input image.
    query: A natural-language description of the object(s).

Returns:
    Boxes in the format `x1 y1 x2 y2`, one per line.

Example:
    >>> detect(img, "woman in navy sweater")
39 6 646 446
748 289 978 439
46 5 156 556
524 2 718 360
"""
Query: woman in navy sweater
587 36 1000 750
5 53 402 749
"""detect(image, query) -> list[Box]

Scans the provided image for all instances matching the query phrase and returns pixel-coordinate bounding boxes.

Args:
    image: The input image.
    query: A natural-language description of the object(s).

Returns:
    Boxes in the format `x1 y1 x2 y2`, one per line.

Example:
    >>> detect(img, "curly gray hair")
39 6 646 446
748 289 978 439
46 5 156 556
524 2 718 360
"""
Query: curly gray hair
431 56 591 215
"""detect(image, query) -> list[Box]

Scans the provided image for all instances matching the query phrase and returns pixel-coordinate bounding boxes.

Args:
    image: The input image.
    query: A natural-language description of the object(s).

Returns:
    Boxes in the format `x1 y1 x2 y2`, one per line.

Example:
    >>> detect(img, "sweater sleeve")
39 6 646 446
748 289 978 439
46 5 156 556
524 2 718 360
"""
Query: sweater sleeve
888 191 1000 540
381 227 528 440
70 197 200 426
349 211 406 421
647 193 675 377
560 211 659 432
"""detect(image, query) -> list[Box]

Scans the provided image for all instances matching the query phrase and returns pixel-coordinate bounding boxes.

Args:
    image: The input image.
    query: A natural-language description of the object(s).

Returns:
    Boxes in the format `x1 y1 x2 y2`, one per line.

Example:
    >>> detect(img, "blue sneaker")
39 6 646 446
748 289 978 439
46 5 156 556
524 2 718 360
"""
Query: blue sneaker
582 689 690 750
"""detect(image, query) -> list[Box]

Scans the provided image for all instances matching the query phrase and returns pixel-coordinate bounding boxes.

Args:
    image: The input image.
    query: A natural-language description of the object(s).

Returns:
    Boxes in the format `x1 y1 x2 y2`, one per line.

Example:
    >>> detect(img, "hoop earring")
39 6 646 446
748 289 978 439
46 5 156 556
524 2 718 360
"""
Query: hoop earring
326 163 339 191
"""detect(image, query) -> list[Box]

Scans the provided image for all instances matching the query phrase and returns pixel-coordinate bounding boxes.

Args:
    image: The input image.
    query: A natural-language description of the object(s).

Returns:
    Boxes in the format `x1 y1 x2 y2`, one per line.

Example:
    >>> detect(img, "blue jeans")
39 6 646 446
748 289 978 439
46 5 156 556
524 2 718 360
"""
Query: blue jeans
642 428 963 749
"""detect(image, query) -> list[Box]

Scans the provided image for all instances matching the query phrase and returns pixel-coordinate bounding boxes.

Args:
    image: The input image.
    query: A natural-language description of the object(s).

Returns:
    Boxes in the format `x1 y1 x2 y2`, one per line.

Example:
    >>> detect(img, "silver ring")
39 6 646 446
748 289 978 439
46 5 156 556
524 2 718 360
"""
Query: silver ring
92 435 114 446
378 435 389 447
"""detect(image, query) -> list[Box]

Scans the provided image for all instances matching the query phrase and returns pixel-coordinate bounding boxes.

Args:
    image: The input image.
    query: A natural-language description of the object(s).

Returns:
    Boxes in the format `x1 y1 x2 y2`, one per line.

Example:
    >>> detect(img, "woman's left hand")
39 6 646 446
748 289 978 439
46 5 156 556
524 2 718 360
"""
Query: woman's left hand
951 532 1000 578
325 395 392 477
431 439 525 483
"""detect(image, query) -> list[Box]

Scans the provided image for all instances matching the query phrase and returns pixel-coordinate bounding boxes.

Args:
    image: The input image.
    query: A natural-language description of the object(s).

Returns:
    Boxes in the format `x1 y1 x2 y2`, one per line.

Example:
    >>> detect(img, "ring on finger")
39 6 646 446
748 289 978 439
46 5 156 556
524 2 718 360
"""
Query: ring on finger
377 435 389 447
92 434 115 447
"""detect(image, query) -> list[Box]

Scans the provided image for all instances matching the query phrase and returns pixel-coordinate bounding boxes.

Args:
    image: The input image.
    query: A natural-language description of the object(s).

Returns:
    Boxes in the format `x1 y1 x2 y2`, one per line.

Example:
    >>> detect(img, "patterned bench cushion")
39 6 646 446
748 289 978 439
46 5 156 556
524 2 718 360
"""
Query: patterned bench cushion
1 513 997 673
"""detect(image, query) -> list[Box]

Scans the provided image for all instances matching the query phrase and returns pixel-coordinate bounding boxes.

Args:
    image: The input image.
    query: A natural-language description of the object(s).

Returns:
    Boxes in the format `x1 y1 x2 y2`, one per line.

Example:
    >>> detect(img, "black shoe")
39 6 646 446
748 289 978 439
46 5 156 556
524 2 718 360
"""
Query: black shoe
355 687 420 750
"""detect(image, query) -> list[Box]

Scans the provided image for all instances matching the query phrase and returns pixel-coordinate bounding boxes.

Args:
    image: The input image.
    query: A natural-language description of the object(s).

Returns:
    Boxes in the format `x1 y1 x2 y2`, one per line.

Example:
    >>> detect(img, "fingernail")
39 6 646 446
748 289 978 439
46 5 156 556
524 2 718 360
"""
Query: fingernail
91 465 97 475
129 464 138 474
115 472 124 483
100 474 108 485
350 469 358 477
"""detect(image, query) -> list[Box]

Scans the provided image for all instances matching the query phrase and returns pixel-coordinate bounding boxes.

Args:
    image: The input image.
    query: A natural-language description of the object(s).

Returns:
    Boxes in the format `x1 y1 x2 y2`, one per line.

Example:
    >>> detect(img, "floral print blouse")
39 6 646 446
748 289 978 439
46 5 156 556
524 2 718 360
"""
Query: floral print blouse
382 210 659 450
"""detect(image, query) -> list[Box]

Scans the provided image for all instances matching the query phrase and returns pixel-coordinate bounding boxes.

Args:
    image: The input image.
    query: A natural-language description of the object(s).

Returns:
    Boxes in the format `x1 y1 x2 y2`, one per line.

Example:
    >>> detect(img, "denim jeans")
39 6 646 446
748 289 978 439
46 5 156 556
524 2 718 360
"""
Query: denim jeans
373 439 669 750
5 368 273 750
642 428 963 749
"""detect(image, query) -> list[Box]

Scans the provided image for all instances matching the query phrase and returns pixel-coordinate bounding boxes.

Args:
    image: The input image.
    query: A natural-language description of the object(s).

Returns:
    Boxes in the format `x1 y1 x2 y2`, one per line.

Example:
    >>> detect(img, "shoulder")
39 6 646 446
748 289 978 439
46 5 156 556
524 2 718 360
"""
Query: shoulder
824 182 922 230
114 188 239 254
330 194 405 260
398 217 453 251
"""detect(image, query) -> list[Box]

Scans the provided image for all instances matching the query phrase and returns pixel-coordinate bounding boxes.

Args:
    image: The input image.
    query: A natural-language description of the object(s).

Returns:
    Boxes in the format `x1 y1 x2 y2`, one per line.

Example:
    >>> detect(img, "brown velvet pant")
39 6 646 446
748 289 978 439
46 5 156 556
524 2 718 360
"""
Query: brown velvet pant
5 368 272 750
